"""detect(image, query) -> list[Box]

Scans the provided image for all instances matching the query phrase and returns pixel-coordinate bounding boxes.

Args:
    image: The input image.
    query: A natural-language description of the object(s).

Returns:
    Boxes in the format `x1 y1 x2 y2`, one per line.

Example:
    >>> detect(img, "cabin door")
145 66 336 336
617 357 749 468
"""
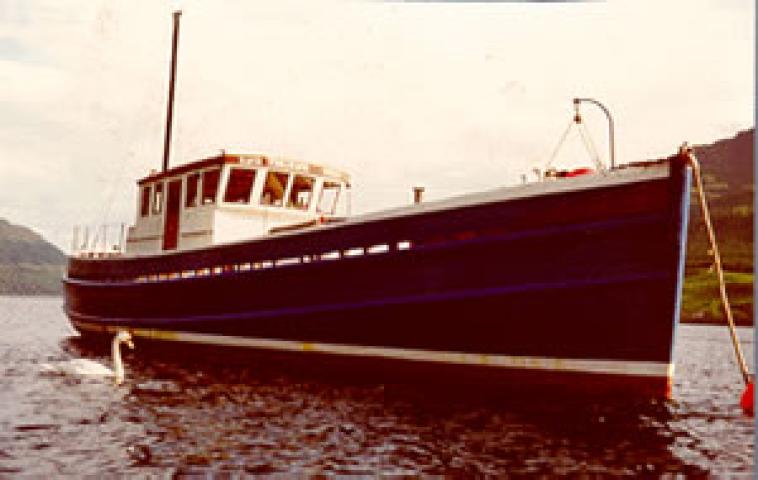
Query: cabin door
163 179 182 250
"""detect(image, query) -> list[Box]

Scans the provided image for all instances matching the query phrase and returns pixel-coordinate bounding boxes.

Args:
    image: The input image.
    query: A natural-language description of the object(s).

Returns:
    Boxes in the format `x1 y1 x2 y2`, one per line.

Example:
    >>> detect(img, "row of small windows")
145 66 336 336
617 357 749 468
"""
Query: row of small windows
134 240 413 284
140 168 342 218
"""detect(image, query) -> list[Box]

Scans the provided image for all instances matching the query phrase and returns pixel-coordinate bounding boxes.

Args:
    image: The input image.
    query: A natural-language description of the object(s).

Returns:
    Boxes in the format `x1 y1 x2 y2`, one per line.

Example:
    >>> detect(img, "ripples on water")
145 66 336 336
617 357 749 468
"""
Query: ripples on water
0 297 753 476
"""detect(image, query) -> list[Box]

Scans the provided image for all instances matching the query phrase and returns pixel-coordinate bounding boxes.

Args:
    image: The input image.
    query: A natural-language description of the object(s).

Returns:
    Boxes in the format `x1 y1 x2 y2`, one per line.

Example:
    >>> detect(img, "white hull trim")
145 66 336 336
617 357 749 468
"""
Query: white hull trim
73 320 673 378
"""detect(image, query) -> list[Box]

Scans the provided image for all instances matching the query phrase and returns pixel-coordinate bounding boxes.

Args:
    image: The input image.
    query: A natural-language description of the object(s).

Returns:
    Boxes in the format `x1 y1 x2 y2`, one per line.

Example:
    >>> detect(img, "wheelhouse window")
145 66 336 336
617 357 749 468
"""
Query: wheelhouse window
202 169 220 205
317 181 341 214
152 182 163 214
224 168 257 204
140 185 151 217
288 175 314 210
260 171 290 207
185 173 200 208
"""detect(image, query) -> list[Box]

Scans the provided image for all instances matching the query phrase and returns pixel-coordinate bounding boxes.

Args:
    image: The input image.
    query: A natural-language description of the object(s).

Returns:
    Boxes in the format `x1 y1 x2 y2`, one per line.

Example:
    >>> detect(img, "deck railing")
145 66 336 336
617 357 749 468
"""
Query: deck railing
71 223 128 258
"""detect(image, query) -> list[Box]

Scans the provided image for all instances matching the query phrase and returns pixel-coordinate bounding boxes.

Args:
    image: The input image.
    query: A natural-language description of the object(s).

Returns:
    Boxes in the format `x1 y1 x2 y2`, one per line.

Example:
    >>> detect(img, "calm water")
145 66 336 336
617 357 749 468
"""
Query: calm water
0 296 753 476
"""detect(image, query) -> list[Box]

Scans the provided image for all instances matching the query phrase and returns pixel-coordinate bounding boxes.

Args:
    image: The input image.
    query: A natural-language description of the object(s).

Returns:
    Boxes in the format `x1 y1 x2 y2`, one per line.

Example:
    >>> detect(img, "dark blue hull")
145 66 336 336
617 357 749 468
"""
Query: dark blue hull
64 156 691 396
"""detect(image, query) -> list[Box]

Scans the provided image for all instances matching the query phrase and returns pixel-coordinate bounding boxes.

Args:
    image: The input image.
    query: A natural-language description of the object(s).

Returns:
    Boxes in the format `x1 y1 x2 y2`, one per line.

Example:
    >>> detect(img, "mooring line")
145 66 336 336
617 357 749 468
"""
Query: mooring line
681 144 751 385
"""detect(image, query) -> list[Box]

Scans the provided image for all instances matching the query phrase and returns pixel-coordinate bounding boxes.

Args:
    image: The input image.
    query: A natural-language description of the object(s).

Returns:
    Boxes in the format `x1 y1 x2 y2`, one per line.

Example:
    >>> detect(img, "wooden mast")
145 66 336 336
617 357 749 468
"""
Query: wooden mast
162 10 182 173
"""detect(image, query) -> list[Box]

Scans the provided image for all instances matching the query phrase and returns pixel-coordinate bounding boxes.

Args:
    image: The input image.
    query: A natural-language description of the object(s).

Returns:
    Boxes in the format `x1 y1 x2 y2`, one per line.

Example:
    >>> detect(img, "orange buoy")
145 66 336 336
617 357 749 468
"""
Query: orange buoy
740 381 754 416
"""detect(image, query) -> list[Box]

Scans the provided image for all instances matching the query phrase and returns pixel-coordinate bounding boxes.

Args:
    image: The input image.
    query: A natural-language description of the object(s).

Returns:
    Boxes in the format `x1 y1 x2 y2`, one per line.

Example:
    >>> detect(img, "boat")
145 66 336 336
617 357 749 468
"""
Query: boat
63 12 692 396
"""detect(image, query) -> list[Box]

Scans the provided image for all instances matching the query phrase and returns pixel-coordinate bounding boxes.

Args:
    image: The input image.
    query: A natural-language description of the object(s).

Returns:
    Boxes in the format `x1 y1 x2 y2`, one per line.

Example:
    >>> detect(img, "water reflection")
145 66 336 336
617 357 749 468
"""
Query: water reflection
58 336 711 476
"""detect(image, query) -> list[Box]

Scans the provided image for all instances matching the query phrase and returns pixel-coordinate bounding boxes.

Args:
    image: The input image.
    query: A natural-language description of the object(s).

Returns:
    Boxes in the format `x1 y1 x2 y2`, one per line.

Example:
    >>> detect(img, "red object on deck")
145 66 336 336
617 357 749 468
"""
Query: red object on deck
740 381 754 415
564 167 594 177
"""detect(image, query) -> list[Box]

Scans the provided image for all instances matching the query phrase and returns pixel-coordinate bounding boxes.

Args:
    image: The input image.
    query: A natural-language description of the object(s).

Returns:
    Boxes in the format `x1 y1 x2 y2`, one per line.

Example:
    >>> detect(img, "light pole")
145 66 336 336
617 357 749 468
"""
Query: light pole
573 97 615 169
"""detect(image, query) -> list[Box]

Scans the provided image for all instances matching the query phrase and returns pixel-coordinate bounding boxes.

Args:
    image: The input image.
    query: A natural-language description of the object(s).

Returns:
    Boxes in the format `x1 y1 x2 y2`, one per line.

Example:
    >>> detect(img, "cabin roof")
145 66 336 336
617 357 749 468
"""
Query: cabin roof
137 153 351 186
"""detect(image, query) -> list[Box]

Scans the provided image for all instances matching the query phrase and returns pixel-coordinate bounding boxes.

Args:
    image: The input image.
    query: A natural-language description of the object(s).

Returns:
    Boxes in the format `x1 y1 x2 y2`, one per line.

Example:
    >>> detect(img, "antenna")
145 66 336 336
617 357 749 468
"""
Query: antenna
162 10 182 172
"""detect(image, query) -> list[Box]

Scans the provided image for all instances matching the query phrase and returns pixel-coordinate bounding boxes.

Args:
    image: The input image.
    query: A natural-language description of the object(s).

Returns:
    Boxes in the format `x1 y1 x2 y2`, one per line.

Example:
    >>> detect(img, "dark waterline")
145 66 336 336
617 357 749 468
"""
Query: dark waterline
0 297 753 476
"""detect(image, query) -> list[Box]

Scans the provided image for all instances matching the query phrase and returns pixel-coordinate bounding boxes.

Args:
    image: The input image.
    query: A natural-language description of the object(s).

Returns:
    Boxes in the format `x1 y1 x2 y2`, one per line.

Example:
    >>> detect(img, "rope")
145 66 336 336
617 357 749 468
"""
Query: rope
682 144 751 385
544 118 576 170
544 111 608 173
577 122 606 172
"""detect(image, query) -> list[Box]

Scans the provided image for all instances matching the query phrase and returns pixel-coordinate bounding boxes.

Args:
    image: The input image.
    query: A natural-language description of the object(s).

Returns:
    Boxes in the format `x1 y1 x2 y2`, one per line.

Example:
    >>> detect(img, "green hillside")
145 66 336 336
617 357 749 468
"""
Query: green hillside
0 219 65 295
682 128 754 325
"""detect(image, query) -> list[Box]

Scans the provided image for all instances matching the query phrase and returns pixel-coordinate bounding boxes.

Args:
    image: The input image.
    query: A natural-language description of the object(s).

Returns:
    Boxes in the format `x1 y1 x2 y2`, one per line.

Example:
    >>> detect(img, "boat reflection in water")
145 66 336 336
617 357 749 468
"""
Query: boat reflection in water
58 326 719 476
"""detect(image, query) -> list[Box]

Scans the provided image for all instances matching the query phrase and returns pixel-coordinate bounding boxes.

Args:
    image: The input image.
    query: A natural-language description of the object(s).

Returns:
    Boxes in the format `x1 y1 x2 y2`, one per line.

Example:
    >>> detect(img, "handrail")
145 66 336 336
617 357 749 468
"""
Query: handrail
72 222 127 257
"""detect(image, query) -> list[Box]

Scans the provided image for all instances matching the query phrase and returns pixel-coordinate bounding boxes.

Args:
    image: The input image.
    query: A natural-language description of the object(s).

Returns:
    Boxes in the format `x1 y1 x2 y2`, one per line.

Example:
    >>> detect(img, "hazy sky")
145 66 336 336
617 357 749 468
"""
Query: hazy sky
0 0 753 251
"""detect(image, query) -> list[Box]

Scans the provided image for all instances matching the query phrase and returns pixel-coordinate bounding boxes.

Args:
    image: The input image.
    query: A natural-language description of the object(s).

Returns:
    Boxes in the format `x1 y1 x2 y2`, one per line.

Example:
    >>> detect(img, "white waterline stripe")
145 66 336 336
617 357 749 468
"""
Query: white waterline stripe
73 321 672 378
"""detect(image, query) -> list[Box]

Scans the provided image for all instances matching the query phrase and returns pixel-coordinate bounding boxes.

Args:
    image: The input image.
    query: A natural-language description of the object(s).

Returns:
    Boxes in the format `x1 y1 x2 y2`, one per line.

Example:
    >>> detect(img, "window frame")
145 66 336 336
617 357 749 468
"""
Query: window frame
223 167 258 204
140 185 151 217
260 170 291 207
185 172 200 208
316 180 342 215
152 182 164 215
287 174 316 210
201 168 221 205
